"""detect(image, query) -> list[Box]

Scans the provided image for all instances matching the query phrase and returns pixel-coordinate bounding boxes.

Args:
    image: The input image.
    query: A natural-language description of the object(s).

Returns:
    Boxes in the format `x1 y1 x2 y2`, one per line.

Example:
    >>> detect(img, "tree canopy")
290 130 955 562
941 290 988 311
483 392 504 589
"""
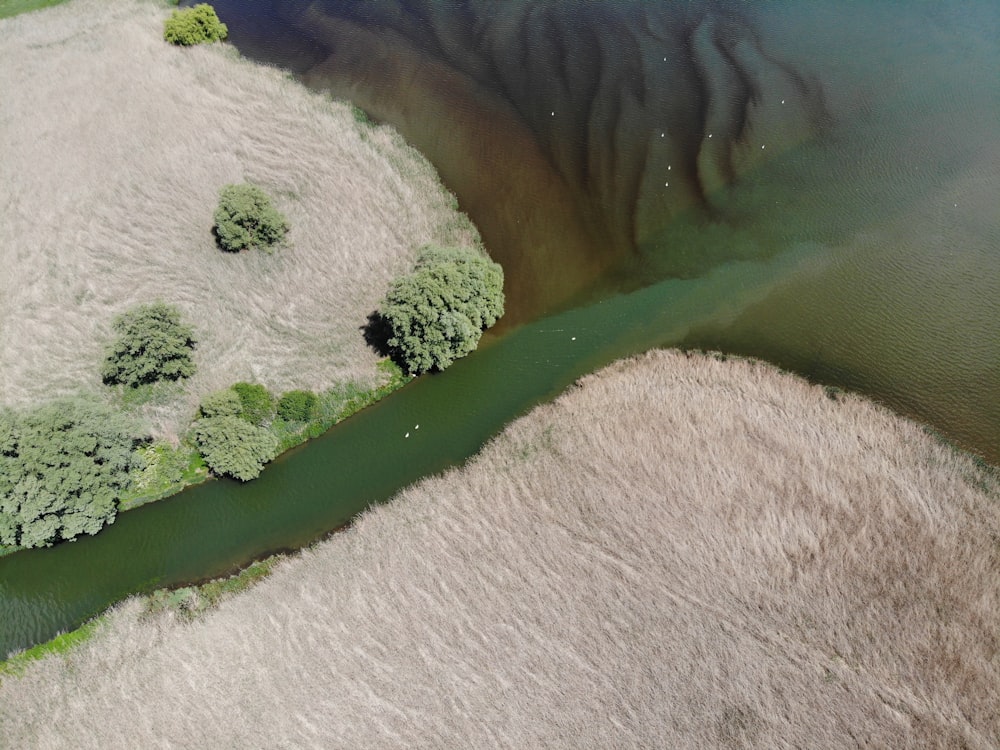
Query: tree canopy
231 382 275 425
163 4 228 46
381 245 504 374
0 398 141 548
102 302 197 388
193 416 278 482
277 390 318 422
213 183 289 253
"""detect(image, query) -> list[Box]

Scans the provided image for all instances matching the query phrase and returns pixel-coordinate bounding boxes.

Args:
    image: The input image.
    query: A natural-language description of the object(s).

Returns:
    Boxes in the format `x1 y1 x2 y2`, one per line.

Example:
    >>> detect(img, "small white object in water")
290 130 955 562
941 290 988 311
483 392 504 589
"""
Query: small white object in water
405 432 409 438
665 182 669 187
708 133 713 138
761 144 766 149
661 132 665 137
667 165 671 170
663 57 667 61
954 203 958 207
781 99 785 104
571 337 576 341
415 424 420 429
551 111 555 116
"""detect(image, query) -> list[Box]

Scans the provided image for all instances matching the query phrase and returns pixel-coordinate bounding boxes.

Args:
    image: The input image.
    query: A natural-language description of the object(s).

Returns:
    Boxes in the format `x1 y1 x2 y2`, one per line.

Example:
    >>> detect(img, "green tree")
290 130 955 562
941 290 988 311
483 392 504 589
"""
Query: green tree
102 302 197 388
381 245 504 374
231 382 275 425
213 183 289 253
0 399 141 548
198 388 243 419
163 4 228 46
277 389 319 422
193 416 278 482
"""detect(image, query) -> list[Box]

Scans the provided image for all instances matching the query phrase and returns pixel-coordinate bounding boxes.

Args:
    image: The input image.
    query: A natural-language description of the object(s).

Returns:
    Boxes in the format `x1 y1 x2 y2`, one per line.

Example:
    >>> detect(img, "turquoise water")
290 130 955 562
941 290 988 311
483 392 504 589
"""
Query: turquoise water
2 1 998 656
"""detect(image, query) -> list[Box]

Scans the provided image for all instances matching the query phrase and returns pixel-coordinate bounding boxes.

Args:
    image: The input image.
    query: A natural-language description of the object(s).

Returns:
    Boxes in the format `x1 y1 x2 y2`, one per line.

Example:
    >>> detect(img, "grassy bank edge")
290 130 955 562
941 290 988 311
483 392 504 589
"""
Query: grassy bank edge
0 554 283 680
0 0 68 19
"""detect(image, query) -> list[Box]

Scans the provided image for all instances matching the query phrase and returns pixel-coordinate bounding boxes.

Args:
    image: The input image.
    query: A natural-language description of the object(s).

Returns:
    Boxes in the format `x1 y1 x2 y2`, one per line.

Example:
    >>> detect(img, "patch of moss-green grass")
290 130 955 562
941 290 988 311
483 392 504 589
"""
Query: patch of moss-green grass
0 0 68 20
120 441 208 510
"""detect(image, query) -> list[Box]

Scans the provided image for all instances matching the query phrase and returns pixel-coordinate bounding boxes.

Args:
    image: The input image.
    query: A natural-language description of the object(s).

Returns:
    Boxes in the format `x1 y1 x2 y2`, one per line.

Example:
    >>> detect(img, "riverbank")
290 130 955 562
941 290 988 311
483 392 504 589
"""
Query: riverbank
0 0 476 441
0 0 476 549
2 350 996 747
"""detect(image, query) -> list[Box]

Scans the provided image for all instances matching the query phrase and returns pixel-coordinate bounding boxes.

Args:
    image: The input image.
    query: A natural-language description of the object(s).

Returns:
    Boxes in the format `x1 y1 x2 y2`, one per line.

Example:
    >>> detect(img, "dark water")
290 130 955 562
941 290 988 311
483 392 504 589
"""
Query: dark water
2 0 998 656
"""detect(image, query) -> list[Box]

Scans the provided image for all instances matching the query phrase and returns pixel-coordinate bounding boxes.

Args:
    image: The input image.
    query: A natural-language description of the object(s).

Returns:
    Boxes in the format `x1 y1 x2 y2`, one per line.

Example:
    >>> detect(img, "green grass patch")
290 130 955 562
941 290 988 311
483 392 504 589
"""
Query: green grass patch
0 0 68 19
269 358 411 453
120 440 208 510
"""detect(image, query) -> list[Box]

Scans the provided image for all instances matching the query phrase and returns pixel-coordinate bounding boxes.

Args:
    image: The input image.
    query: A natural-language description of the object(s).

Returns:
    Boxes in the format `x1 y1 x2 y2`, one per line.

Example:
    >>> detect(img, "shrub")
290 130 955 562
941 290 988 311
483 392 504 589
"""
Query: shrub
102 302 197 388
231 382 274 425
381 245 504 374
277 390 318 422
0 399 141 548
213 183 289 253
199 388 243 419
193 416 278 482
163 4 228 46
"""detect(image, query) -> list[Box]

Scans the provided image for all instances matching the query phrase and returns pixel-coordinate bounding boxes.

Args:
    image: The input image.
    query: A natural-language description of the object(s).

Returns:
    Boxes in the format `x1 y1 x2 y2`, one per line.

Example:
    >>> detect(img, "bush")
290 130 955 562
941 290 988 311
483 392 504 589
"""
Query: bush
193 416 278 482
213 183 289 253
0 399 141 548
381 245 504 374
231 382 274 425
276 389 318 422
163 4 228 46
102 302 197 388
199 389 243 419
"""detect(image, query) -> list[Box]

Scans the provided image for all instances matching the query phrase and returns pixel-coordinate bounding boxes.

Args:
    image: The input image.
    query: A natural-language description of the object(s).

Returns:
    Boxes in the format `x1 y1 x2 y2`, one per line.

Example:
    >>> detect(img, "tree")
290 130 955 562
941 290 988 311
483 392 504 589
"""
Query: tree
380 245 504 374
193 416 279 482
0 399 141 548
102 302 197 388
199 388 243 419
213 183 289 253
231 382 275 425
163 4 228 46
277 389 319 422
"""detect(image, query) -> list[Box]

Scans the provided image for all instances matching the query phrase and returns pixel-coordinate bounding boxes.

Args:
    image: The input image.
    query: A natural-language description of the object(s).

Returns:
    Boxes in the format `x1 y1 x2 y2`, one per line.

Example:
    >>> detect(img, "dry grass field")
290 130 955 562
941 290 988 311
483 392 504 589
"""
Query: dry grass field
2 350 997 748
0 0 476 437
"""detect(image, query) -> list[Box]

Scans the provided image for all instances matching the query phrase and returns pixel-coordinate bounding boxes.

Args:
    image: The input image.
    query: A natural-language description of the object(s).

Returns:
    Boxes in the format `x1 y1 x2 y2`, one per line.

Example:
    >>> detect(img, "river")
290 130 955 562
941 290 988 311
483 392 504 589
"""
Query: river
1 0 998 657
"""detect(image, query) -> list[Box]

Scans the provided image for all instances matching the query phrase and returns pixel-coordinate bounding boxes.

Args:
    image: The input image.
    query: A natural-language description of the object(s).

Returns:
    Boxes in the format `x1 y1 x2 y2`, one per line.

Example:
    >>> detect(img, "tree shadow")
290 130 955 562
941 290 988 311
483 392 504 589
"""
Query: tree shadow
361 310 394 358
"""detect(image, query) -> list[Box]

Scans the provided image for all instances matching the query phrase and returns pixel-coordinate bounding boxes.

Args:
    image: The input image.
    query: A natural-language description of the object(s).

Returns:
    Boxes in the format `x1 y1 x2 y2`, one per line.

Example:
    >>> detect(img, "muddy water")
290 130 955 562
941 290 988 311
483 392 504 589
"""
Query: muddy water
204 0 999 458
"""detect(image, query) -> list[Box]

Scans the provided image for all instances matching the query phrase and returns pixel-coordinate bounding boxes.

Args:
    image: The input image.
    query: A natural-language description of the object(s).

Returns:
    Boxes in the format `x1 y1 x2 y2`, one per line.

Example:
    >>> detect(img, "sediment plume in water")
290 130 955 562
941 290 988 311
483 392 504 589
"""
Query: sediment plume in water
206 0 827 321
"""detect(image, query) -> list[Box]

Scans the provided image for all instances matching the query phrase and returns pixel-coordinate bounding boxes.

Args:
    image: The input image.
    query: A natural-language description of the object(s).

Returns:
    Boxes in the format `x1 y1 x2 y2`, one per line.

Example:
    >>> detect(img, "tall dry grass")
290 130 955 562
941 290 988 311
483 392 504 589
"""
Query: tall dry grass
2 350 997 748
0 0 476 437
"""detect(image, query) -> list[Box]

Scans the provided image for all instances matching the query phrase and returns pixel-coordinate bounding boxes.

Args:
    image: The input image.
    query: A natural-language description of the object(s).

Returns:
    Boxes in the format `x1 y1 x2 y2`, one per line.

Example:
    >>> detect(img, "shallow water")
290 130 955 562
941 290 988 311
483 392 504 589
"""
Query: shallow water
203 0 1000 458
2 0 998 656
